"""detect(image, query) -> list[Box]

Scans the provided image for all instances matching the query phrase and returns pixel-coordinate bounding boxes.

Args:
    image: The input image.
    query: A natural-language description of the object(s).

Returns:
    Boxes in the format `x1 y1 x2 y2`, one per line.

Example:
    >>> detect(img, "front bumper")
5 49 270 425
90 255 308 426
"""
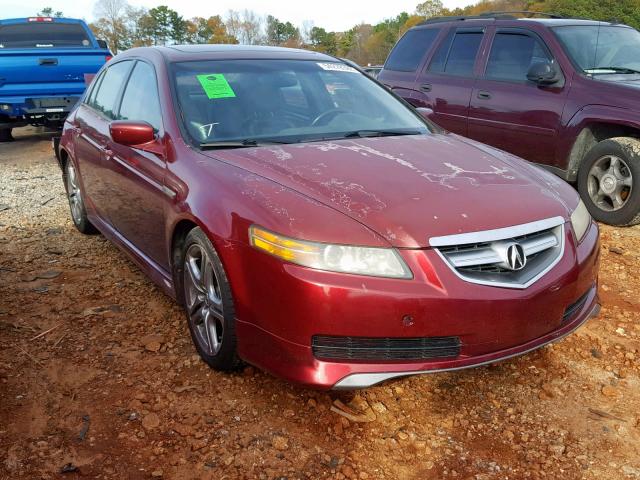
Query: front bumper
229 221 600 389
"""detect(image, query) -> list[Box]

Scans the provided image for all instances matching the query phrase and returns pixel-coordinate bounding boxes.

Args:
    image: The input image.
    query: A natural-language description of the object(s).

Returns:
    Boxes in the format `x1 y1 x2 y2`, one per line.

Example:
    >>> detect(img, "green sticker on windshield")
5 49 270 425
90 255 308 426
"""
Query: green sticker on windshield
196 73 236 99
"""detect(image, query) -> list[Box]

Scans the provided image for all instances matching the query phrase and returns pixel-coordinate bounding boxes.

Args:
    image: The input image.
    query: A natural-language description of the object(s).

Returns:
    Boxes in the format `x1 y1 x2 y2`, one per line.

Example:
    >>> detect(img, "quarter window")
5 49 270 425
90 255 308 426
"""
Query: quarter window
92 61 132 118
385 28 441 72
485 32 552 81
118 61 163 131
428 30 483 76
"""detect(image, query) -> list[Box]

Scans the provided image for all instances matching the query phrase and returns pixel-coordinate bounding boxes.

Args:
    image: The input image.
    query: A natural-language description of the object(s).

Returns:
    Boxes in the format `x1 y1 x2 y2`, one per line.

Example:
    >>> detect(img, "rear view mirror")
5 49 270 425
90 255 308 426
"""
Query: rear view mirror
527 61 561 85
110 121 155 146
97 39 108 49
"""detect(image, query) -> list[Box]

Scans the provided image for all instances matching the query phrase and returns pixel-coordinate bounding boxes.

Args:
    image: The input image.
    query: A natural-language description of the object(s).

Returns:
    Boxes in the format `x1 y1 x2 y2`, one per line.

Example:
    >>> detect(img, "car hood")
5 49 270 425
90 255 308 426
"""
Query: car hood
203 134 575 248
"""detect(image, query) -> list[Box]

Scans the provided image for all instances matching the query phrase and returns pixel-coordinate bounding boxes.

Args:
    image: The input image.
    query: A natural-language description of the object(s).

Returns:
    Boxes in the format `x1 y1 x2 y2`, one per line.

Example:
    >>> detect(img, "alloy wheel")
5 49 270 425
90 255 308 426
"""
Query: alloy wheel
183 244 225 355
66 162 84 224
587 155 633 212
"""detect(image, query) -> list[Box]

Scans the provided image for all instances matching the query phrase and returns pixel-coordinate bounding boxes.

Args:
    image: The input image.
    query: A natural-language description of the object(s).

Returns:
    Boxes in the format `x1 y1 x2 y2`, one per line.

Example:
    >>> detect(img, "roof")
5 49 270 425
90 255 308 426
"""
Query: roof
415 15 622 29
141 44 337 63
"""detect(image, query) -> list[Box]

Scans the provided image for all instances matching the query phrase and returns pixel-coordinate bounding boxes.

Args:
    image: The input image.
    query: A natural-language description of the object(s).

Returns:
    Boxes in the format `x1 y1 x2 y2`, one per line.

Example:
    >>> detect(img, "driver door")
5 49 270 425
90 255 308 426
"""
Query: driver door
467 28 569 165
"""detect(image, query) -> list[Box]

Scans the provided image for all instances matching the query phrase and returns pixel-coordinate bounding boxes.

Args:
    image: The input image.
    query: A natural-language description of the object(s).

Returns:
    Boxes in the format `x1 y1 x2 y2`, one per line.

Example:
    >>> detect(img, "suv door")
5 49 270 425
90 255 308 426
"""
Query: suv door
378 27 443 102
467 28 569 164
411 27 485 135
106 60 168 269
73 60 133 221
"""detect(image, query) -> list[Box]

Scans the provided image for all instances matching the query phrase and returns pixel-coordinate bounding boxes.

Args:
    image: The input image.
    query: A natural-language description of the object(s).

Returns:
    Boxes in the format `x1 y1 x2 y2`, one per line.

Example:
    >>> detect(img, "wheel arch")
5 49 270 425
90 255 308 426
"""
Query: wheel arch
567 122 640 181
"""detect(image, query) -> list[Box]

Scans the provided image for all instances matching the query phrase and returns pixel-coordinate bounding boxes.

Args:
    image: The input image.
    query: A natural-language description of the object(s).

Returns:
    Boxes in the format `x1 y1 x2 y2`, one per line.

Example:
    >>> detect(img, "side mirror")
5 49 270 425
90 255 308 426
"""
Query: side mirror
97 39 108 49
527 61 561 85
416 107 434 120
110 121 155 146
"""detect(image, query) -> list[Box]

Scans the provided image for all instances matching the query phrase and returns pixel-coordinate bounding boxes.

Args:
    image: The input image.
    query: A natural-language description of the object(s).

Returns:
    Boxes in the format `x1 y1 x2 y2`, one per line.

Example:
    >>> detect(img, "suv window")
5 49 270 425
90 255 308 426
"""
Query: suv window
118 61 163 131
428 30 483 76
92 61 132 118
385 28 440 72
486 32 551 81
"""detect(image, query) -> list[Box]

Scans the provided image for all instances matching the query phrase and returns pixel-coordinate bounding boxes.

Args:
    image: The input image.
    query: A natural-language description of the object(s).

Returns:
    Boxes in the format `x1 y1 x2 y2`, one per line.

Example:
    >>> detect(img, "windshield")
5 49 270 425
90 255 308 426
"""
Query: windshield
553 25 640 73
172 59 429 147
0 22 92 49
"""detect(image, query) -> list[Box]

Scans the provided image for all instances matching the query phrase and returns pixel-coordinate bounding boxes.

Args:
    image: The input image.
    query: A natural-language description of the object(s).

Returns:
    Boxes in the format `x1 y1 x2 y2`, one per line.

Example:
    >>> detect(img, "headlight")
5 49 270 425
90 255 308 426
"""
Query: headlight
249 226 412 279
570 199 591 242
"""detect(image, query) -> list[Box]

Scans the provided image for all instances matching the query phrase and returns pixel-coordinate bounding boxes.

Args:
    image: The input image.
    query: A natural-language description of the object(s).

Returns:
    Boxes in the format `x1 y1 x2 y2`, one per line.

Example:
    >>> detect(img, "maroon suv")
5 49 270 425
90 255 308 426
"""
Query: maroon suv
379 14 640 226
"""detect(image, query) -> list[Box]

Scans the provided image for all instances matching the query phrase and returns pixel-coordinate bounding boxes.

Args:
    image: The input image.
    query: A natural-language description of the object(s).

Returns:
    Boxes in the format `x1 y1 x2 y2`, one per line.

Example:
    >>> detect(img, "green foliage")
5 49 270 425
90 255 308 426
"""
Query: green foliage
88 0 640 63
36 7 63 17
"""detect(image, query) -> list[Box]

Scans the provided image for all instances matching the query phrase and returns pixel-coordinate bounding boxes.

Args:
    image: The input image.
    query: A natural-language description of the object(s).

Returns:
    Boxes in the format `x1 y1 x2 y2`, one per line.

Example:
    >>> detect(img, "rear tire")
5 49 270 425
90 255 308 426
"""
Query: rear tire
64 160 97 234
0 128 13 142
577 137 640 226
180 228 241 371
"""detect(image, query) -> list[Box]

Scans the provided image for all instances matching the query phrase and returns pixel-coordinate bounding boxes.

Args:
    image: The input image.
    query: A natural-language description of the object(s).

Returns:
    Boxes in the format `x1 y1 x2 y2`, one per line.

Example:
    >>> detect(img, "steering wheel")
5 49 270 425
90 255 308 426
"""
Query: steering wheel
311 109 349 127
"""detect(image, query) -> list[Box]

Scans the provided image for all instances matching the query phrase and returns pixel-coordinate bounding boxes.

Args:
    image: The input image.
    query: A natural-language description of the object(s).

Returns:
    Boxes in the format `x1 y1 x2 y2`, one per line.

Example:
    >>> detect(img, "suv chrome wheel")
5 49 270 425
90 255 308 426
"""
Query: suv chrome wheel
587 154 633 212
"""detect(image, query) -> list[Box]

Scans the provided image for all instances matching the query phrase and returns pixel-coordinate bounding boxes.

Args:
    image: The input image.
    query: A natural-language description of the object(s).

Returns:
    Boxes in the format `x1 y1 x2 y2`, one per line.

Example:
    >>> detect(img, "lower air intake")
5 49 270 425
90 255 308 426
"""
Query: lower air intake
312 335 461 361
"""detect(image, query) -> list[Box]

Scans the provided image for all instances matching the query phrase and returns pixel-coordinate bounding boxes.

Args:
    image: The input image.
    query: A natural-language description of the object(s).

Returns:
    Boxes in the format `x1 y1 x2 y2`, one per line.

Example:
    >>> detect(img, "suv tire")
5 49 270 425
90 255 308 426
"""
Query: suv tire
179 228 242 371
578 137 640 226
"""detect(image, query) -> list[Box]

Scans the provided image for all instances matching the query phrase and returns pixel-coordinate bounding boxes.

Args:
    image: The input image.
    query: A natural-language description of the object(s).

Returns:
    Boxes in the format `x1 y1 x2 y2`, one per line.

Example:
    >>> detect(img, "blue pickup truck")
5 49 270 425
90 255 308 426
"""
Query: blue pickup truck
0 16 111 141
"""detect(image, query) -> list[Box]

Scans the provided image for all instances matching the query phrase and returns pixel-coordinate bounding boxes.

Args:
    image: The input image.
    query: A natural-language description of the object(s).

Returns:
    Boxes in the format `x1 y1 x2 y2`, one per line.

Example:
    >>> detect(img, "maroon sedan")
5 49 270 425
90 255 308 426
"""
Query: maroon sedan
57 45 600 389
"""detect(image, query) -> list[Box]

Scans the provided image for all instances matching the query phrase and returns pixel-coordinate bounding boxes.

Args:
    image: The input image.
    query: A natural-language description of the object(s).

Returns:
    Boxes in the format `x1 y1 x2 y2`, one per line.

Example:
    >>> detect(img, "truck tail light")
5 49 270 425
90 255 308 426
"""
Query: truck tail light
105 55 112 62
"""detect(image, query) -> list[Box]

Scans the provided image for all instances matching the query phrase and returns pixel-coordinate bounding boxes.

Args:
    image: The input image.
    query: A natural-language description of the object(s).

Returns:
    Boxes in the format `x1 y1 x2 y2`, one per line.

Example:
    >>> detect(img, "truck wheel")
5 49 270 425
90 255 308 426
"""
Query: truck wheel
0 128 13 142
578 137 640 226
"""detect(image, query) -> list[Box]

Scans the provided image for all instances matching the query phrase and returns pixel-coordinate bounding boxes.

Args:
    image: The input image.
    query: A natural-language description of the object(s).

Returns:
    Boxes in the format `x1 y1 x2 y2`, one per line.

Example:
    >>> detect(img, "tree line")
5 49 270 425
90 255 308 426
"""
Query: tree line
40 0 640 66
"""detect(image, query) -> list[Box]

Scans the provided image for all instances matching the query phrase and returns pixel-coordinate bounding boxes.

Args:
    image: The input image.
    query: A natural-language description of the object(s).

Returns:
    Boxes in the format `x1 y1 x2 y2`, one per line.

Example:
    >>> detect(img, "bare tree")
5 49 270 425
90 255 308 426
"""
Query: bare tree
300 20 314 44
93 0 129 52
226 9 263 45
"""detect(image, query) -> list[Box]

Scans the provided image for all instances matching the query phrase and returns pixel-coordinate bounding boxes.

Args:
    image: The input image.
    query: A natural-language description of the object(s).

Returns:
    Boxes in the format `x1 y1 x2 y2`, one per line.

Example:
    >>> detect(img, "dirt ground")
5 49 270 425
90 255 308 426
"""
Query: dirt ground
0 126 639 480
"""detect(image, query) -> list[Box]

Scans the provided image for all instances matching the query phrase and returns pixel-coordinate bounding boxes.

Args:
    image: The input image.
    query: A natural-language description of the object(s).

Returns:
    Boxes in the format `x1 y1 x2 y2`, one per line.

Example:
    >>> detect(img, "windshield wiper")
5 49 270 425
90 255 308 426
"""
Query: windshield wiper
342 129 424 139
199 139 292 149
588 66 640 75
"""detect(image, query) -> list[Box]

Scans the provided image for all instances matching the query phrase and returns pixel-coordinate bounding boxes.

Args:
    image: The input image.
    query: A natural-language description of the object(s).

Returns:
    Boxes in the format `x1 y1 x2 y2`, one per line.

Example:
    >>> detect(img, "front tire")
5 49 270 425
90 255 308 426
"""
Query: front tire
180 228 241 371
577 137 640 226
64 160 97 234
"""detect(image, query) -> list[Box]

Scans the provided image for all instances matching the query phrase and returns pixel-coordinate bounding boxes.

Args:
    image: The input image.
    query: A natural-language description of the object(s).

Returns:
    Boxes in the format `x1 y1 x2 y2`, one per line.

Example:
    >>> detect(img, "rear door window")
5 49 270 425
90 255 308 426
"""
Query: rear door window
428 30 484 76
0 22 91 49
117 61 163 131
92 61 132 119
485 31 552 81
385 28 440 72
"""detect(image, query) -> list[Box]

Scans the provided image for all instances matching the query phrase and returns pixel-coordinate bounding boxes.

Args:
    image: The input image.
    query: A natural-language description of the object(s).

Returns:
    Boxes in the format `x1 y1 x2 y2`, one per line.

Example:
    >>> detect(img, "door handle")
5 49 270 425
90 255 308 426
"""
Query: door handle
420 83 432 92
477 90 492 100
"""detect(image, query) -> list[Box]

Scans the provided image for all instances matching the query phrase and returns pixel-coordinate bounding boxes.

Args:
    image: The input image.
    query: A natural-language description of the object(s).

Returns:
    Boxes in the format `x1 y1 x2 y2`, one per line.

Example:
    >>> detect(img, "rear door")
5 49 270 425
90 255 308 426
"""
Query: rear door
467 27 568 164
106 60 168 269
378 27 442 103
73 60 133 222
411 27 485 135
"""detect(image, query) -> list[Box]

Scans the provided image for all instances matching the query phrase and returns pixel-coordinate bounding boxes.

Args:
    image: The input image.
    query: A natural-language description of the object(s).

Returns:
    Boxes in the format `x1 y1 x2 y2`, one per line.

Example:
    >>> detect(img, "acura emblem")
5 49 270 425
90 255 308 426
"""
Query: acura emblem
506 243 527 271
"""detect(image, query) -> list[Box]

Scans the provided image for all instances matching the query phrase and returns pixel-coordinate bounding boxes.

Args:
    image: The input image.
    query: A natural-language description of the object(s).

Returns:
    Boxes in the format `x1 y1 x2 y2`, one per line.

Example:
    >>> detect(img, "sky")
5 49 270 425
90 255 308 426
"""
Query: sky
3 0 474 32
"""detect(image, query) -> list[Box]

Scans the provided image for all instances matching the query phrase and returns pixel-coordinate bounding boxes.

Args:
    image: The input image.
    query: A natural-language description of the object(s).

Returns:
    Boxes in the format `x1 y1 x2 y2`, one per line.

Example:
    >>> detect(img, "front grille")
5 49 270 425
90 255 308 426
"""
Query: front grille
431 218 565 289
312 335 461 361
563 289 591 321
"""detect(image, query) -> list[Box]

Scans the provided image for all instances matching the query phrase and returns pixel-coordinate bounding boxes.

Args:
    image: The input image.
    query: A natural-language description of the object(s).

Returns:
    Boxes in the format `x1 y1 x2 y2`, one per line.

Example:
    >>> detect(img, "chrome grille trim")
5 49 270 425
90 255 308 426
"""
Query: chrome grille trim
431 217 566 289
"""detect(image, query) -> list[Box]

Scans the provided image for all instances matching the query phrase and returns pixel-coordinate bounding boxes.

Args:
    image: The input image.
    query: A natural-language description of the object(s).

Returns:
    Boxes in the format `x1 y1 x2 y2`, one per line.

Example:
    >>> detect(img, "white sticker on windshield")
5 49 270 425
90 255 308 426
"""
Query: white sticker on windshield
317 62 358 73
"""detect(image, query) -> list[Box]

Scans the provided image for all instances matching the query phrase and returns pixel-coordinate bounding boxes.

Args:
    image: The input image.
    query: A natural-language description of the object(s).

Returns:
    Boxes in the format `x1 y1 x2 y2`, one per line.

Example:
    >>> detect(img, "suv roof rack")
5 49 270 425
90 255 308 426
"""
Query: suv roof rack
418 11 565 26
480 11 565 19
